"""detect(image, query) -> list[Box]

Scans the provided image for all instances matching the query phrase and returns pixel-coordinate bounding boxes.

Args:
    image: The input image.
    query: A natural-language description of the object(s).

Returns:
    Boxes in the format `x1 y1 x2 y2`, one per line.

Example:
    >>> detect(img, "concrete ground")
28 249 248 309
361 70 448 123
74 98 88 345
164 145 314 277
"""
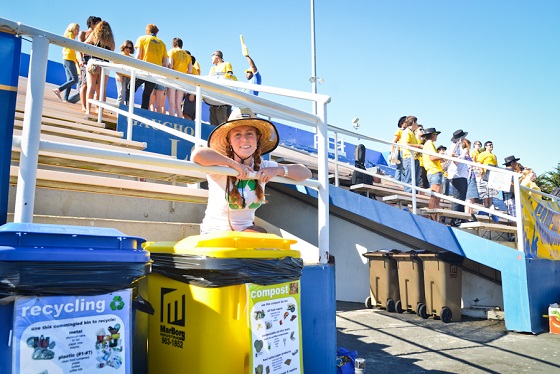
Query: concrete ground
336 302 560 373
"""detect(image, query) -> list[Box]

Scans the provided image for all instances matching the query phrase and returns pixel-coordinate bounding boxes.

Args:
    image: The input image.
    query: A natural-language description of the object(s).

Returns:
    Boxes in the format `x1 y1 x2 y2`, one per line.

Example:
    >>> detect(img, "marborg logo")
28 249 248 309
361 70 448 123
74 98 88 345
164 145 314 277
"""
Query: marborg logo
110 296 125 311
161 288 185 327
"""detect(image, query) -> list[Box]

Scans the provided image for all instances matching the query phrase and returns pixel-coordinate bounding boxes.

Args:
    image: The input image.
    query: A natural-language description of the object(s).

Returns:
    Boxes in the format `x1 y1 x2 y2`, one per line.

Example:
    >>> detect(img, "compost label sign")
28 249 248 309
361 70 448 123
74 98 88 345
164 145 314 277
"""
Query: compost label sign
12 289 132 374
247 281 303 374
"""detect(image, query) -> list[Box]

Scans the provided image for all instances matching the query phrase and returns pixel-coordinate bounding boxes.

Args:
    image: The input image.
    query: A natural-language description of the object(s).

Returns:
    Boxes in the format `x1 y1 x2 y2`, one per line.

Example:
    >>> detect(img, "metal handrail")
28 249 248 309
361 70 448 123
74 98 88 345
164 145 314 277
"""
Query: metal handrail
324 123 525 251
2 16 330 263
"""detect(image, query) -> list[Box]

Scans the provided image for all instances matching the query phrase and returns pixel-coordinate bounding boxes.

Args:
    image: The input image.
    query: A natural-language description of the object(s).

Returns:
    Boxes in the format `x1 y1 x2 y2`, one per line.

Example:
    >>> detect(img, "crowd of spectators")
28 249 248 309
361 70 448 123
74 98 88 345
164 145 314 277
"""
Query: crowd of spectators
391 115 540 224
52 16 261 122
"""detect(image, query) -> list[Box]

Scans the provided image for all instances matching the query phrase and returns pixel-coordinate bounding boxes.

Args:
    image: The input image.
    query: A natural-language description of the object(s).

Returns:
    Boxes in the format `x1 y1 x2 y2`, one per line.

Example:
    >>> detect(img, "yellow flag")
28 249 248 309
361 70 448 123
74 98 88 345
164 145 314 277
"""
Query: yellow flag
240 35 249 56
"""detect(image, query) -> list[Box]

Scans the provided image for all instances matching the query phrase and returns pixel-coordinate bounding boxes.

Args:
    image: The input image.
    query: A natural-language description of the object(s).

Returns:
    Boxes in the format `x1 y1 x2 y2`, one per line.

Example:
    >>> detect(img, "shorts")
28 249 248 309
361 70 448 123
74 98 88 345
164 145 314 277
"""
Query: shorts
80 66 87 87
466 177 480 199
182 94 196 119
154 84 166 90
427 172 443 186
477 178 498 199
504 195 516 217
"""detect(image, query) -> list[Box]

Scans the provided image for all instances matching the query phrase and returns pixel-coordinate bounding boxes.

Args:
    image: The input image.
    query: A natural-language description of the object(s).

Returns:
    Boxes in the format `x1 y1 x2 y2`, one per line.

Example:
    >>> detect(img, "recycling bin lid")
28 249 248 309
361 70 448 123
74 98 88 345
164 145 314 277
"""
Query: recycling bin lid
417 250 464 264
392 249 431 258
362 249 400 258
146 231 300 259
0 222 148 262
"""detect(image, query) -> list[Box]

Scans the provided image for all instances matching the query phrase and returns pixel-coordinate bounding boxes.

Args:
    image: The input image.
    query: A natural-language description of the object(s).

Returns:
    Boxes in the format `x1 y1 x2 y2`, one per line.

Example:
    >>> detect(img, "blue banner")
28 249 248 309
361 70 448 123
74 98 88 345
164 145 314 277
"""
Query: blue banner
0 31 22 224
116 106 214 160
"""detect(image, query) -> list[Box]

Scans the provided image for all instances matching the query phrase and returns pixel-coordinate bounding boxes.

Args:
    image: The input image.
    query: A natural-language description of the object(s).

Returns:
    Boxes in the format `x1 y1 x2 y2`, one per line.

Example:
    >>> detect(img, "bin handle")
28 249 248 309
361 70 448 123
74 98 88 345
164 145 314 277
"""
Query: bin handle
133 294 155 315
235 285 248 321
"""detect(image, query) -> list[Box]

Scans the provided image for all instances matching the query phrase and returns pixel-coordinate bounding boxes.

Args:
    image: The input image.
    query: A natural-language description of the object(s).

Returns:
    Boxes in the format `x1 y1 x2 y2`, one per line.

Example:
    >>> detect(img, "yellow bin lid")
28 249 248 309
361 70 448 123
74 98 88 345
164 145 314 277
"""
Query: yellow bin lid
145 231 300 259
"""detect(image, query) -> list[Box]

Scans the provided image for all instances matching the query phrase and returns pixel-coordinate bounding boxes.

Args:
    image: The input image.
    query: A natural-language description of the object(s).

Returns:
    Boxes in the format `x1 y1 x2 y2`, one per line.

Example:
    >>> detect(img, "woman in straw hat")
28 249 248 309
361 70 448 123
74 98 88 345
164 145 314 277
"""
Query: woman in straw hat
192 108 312 233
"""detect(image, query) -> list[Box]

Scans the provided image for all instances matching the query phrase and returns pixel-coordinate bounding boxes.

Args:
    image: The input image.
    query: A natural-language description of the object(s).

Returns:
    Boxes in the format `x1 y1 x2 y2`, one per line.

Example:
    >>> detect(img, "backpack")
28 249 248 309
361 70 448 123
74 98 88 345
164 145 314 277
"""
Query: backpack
351 144 374 185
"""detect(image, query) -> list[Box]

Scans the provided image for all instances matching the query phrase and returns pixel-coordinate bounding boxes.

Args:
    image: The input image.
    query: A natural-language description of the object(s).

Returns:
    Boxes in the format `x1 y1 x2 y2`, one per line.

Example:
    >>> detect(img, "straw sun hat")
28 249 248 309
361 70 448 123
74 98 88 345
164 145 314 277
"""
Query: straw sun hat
207 108 279 156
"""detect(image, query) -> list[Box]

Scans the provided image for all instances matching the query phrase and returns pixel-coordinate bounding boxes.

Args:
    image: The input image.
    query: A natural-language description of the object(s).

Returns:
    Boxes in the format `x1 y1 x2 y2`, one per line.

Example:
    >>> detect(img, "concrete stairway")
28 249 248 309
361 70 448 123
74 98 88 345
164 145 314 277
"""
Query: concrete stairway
9 78 209 241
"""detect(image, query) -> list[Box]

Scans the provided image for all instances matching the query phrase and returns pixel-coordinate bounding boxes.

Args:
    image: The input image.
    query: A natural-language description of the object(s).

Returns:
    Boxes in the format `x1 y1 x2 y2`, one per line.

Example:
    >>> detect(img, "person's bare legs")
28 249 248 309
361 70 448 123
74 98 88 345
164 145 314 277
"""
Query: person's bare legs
174 90 184 118
167 88 176 115
429 184 442 221
79 75 88 112
85 70 97 115
155 89 165 113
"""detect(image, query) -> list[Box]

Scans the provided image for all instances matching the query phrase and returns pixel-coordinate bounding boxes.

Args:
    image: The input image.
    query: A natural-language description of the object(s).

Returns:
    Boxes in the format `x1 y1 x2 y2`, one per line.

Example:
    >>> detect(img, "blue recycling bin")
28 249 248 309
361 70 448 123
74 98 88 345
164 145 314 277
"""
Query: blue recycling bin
0 223 150 374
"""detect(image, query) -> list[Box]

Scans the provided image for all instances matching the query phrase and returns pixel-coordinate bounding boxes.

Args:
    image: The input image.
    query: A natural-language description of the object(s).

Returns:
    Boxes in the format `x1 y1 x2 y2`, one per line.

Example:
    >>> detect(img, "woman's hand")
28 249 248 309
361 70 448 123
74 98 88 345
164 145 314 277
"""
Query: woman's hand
231 161 254 180
255 167 280 184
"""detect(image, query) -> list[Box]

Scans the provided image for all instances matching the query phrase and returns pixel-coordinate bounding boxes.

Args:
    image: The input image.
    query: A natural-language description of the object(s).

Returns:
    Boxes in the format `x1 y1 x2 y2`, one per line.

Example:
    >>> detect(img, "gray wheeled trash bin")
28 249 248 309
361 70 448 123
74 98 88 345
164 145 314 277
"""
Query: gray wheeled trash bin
417 251 463 323
393 250 427 317
363 250 400 312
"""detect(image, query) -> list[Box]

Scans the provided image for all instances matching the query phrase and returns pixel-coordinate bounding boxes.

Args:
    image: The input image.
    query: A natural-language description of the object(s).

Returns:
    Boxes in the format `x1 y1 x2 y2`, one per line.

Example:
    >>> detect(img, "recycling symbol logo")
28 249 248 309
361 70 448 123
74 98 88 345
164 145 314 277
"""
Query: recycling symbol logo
110 296 125 311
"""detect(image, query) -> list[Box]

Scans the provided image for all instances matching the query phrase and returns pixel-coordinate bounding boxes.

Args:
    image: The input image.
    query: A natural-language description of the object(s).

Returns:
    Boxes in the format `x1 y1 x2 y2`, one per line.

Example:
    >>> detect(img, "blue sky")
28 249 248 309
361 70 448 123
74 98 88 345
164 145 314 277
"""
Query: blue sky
2 0 559 174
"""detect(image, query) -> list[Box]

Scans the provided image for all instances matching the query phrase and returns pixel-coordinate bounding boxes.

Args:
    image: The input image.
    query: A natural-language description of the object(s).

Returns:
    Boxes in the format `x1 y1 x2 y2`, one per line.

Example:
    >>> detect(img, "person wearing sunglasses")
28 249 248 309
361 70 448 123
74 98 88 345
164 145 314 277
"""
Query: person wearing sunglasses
476 141 498 209
192 108 311 234
206 50 235 126
115 40 134 106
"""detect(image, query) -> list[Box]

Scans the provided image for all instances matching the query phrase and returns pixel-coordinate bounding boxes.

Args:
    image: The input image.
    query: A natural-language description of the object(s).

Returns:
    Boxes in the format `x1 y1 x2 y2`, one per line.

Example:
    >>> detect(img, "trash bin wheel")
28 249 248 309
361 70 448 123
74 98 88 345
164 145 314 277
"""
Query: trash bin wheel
395 300 404 314
386 298 396 313
417 303 428 319
440 307 452 323
365 296 373 309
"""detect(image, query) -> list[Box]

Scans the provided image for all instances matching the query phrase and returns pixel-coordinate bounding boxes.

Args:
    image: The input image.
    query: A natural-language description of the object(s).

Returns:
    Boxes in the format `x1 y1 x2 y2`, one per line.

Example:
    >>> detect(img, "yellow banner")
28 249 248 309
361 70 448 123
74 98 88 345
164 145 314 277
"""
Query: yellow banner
522 189 560 259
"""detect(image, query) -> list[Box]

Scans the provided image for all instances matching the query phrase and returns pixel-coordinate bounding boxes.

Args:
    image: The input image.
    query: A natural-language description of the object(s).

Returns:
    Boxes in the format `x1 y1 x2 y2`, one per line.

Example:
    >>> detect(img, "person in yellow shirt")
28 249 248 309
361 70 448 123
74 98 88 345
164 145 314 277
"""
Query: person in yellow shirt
416 124 429 189
390 116 406 182
398 116 423 193
134 24 168 110
476 141 498 208
167 37 192 118
521 168 542 200
422 128 444 213
207 50 235 126
182 52 200 121
53 23 80 102
470 140 482 163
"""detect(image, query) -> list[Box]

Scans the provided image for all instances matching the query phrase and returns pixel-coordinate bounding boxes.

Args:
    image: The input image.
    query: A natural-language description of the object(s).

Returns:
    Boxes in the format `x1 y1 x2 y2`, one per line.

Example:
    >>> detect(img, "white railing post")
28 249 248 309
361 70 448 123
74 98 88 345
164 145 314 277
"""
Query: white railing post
14 35 49 223
195 86 202 147
334 132 339 187
410 151 417 214
316 102 329 264
97 67 106 123
513 176 524 251
127 70 136 141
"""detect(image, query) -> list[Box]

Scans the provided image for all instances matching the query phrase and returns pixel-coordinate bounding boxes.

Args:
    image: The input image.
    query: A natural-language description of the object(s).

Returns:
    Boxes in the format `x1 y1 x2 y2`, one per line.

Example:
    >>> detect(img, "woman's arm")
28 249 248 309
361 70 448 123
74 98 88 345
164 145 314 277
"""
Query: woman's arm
191 147 249 177
256 163 312 183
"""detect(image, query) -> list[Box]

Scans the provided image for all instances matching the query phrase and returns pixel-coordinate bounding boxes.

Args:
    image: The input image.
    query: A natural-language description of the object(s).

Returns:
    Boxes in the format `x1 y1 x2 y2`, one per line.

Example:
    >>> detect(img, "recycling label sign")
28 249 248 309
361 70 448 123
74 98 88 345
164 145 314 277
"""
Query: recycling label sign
12 289 132 374
247 281 303 374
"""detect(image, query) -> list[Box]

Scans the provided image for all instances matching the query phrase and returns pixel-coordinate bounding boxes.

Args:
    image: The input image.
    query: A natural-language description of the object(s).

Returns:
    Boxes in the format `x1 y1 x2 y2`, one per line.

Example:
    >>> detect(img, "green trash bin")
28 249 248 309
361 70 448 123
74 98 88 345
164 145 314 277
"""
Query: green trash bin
417 251 463 323
363 250 400 312
393 250 427 317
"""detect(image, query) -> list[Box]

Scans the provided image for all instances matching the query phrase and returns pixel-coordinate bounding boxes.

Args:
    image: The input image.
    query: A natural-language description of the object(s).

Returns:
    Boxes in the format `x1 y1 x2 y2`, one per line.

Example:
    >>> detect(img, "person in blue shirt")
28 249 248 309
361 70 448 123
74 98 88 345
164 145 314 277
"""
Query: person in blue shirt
244 55 262 96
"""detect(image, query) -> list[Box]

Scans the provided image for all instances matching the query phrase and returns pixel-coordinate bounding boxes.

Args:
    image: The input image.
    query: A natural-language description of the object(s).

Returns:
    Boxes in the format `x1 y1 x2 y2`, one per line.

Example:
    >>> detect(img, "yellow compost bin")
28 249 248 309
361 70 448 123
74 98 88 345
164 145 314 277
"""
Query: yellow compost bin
144 231 304 374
